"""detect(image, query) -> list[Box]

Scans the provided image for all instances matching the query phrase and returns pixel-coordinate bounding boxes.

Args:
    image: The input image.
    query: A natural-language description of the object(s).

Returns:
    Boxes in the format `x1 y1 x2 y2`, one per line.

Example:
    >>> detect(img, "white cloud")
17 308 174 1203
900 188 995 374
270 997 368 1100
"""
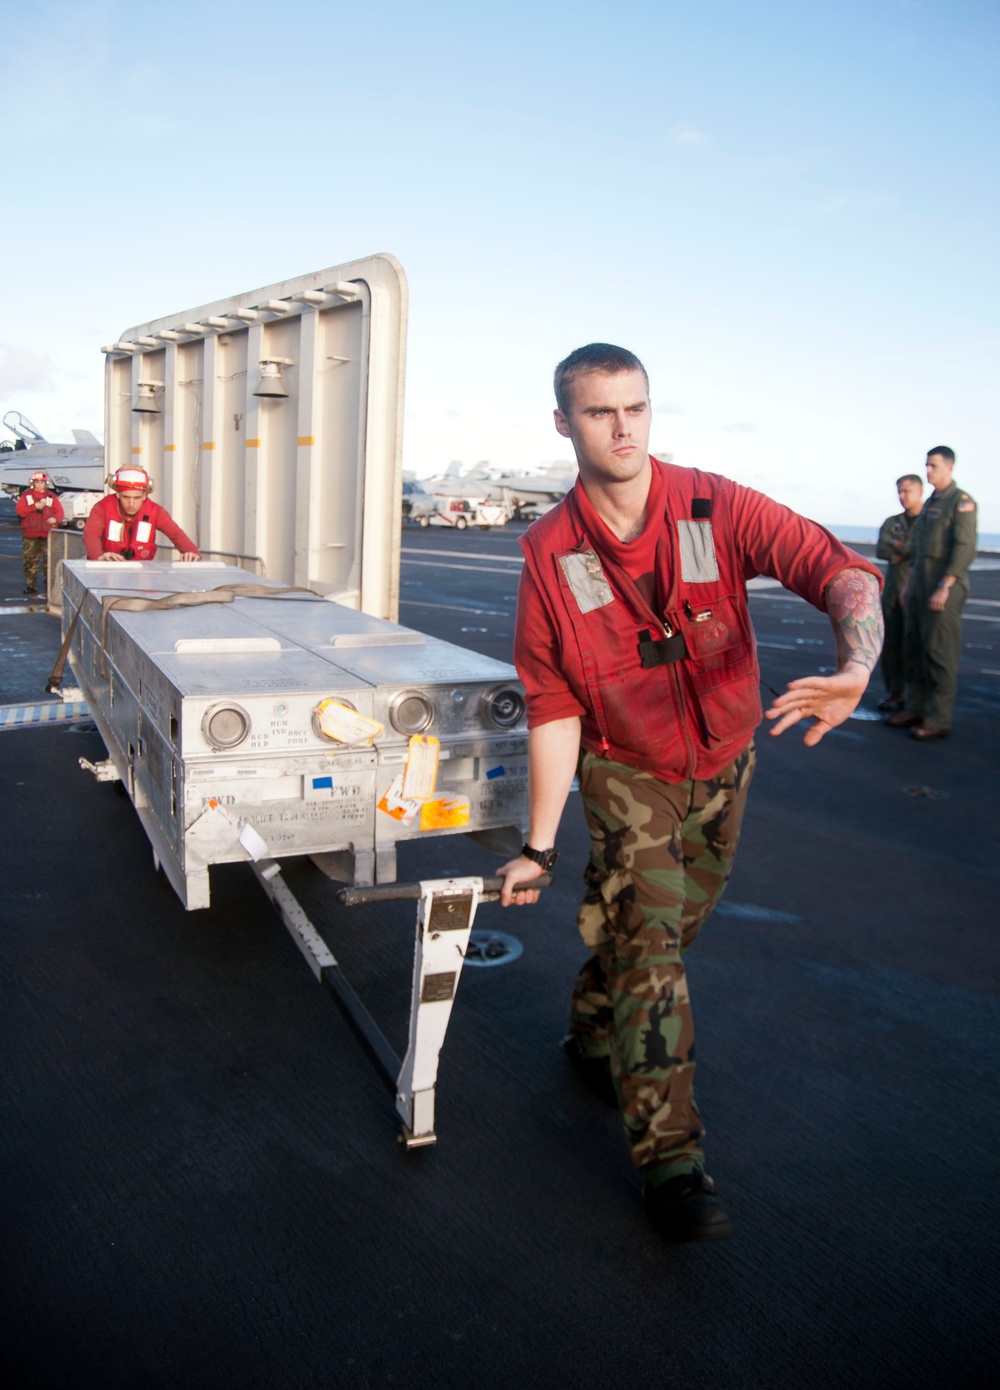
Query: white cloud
670 121 710 147
655 399 684 415
0 343 57 394
722 421 756 434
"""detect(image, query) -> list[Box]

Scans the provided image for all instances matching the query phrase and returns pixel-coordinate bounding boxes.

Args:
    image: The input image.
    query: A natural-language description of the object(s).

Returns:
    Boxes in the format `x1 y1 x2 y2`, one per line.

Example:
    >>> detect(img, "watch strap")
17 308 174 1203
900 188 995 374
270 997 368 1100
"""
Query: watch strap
522 843 558 870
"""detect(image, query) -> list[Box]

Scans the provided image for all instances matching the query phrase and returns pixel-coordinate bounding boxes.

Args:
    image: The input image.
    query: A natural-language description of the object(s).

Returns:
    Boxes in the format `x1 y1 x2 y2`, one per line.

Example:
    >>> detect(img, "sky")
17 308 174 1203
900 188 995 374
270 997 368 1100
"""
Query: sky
1 0 997 530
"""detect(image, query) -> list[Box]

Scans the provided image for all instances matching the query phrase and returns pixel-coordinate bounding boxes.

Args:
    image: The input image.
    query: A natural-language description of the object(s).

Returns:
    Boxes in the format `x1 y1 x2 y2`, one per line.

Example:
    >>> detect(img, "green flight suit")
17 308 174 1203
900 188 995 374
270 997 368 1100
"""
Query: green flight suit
903 482 978 729
876 510 917 697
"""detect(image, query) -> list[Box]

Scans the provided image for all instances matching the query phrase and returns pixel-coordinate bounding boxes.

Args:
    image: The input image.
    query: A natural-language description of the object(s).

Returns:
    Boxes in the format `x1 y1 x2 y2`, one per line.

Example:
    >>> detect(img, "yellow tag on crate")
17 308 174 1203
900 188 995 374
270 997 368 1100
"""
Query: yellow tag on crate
315 699 384 746
403 734 440 800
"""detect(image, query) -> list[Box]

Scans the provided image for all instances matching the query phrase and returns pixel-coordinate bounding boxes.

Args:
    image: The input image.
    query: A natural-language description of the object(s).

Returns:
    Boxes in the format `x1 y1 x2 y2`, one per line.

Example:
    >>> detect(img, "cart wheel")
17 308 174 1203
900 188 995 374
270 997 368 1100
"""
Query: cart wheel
418 515 430 528
455 516 468 530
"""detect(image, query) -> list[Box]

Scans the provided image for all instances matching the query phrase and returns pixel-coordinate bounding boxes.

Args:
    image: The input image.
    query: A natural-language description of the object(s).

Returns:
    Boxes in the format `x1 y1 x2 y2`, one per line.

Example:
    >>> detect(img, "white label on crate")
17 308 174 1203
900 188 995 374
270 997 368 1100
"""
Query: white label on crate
238 822 271 862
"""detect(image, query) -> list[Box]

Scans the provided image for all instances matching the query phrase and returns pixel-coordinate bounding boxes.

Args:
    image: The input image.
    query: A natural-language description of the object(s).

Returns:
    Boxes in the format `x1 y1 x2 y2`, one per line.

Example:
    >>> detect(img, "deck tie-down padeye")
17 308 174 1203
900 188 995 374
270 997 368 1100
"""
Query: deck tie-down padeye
251 867 551 1148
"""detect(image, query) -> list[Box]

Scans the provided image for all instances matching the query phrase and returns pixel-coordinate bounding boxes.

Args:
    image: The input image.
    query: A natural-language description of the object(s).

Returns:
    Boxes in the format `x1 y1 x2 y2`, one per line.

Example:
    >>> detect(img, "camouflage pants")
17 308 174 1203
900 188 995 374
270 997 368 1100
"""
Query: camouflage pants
570 744 756 1183
22 537 47 591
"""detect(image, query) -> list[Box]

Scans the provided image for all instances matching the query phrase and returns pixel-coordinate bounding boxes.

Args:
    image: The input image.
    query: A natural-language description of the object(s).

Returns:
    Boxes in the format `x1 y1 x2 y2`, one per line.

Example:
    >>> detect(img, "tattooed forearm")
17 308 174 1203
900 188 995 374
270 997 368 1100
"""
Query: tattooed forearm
824 568 884 673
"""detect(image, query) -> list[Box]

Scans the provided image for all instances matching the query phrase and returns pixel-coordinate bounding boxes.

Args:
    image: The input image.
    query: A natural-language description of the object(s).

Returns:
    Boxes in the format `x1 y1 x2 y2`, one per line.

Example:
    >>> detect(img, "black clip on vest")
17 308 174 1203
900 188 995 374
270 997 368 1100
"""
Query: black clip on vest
638 628 688 668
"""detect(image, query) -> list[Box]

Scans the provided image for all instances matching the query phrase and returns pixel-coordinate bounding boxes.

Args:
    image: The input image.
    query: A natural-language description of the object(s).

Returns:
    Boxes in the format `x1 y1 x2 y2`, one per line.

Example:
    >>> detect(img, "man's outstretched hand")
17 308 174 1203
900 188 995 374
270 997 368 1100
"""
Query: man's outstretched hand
764 667 870 746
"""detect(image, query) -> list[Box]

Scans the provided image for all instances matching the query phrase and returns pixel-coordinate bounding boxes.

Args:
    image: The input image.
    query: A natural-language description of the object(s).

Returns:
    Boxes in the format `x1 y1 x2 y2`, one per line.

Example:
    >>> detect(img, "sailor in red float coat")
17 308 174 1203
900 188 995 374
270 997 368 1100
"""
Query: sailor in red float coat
16 471 64 593
83 467 200 562
16 475 64 538
496 345 884 1245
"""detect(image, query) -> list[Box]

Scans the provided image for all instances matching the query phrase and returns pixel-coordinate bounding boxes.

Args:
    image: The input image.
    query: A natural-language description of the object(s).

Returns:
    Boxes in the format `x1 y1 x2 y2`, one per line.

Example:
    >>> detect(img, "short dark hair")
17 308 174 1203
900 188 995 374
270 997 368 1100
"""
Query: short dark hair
554 343 648 414
926 445 955 463
896 474 923 488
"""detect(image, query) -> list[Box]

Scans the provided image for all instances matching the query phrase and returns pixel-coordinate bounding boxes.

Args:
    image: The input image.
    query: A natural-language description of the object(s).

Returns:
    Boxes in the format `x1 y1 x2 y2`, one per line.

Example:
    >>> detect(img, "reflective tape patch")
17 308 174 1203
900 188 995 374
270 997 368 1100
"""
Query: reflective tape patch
559 549 614 613
677 520 719 583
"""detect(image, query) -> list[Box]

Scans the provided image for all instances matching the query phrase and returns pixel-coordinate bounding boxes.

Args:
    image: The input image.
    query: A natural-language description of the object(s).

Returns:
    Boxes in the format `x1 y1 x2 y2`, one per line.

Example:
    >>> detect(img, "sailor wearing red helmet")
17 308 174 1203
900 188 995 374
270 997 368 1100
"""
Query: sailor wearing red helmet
83 467 201 563
15 471 64 594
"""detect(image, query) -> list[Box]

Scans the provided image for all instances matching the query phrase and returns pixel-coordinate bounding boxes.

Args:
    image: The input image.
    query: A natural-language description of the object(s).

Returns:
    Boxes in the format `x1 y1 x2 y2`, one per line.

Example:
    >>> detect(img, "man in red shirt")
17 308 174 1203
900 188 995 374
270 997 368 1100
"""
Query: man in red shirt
15 471 64 594
499 344 883 1243
83 467 201 562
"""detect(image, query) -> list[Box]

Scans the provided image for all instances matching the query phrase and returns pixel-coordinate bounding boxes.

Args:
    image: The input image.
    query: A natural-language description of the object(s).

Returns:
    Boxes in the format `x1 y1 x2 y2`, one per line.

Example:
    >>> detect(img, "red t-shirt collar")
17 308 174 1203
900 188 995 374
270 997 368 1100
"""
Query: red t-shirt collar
572 455 666 580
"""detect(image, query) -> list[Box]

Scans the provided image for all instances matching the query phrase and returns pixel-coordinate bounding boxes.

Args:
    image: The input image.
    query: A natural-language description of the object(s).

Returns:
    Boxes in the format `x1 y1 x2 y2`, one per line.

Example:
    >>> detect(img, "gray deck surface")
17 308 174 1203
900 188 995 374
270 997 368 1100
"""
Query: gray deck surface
1 501 998 1388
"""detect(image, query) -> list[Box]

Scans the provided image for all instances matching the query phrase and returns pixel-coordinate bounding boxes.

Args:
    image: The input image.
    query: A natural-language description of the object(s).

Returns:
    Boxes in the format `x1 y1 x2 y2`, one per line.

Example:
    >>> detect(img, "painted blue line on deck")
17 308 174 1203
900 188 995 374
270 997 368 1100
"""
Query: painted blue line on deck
0 702 90 729
713 901 801 923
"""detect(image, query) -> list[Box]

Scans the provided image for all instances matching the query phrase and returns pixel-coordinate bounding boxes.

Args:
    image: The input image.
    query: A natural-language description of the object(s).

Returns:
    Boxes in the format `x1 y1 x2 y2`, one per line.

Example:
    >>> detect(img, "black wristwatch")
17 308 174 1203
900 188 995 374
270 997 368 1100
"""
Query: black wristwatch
522 843 559 871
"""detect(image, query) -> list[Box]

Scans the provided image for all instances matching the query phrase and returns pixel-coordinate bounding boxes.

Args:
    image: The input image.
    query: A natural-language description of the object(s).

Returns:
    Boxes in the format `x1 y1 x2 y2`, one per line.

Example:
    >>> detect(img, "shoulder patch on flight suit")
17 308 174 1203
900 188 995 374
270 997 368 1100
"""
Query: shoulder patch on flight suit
958 496 976 512
677 520 720 583
558 550 614 613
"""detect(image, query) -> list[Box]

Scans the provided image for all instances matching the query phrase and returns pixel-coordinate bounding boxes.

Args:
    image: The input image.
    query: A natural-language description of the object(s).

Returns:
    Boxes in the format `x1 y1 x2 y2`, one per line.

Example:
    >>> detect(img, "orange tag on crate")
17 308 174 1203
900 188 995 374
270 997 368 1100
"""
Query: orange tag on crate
420 795 471 831
377 773 421 824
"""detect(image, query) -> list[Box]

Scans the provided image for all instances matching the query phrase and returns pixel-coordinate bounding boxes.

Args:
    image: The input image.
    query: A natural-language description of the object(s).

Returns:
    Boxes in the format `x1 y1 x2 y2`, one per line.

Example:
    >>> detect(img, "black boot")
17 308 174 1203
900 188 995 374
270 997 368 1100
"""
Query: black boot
643 1169 734 1242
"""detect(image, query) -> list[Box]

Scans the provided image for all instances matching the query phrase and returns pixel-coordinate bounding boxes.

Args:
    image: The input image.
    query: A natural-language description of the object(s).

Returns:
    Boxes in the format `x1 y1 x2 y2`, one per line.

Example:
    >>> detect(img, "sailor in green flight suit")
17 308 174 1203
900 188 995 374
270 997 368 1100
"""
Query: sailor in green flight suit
875 473 924 712
886 446 978 740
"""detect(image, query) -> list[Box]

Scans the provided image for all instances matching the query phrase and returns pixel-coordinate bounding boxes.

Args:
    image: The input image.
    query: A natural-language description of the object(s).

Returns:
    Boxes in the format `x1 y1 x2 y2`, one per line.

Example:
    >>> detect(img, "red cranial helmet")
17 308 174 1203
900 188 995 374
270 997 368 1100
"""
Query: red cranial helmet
30 471 49 487
112 466 152 494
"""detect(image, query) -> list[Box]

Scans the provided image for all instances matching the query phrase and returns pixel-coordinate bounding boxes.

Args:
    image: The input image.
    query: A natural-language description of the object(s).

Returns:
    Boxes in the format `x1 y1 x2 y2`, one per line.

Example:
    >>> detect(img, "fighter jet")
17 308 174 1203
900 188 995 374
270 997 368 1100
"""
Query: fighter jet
0 411 105 498
421 459 577 519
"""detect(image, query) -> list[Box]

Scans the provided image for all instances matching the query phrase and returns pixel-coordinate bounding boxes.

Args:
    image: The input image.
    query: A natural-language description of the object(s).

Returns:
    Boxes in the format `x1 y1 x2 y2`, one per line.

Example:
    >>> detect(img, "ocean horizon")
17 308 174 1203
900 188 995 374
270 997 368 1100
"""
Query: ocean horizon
830 524 1000 550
